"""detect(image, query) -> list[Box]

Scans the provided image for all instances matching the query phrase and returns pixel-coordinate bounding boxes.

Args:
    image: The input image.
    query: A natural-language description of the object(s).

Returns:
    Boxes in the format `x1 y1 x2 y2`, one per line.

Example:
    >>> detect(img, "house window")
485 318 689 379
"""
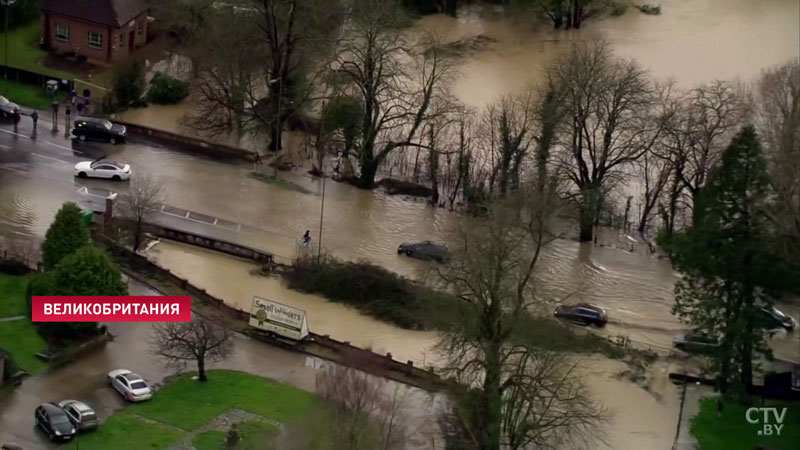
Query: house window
137 21 143 35
87 32 103 49
119 33 125 47
55 24 69 42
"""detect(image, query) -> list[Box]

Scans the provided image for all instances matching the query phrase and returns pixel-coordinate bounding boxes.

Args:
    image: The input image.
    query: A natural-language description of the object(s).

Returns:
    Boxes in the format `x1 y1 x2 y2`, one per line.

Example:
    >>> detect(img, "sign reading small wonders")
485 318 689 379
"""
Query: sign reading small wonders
249 296 308 340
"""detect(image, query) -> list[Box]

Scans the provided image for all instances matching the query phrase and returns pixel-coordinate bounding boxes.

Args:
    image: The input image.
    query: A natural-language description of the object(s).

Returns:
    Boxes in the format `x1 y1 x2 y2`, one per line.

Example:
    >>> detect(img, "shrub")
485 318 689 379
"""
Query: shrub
42 202 89 271
146 72 189 104
113 61 146 109
283 255 463 330
610 1 628 16
638 4 661 15
37 246 127 342
1 0 40 29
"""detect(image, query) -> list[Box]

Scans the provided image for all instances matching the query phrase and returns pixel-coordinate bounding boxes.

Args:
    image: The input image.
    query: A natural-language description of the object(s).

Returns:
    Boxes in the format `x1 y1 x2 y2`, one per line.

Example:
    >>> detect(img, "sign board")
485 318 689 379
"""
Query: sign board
249 297 308 340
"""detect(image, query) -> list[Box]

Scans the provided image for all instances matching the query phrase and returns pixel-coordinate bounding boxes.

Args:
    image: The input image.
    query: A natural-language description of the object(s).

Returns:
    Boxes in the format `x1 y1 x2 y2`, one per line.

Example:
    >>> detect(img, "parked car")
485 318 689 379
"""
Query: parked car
108 369 153 402
553 303 608 327
57 400 99 431
34 403 76 441
758 306 797 332
74 159 131 180
397 241 450 263
0 96 19 119
672 333 721 353
72 117 127 144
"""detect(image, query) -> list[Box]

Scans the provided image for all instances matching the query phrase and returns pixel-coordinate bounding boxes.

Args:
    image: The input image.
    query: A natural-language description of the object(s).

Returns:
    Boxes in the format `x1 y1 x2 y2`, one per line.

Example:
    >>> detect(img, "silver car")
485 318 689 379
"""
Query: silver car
57 400 99 431
108 369 153 402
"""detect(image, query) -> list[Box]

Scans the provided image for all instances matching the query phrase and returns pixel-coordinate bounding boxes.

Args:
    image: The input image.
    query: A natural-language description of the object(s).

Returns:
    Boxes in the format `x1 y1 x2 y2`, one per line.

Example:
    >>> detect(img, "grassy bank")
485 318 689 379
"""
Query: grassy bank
64 370 314 450
0 79 64 110
691 397 800 450
248 172 312 194
283 256 624 358
0 273 48 374
0 23 73 79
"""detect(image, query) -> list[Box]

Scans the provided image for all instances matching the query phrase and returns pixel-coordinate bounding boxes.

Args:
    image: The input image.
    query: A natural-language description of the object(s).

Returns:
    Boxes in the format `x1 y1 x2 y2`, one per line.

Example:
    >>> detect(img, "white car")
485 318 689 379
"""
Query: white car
107 369 153 402
74 160 131 180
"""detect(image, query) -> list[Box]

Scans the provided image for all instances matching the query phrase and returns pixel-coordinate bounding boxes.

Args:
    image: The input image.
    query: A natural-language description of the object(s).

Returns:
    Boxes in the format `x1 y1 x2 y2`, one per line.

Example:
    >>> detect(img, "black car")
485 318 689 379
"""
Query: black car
553 303 608 327
0 96 19 119
34 403 76 441
672 333 721 353
72 118 127 144
397 241 450 263
758 307 797 332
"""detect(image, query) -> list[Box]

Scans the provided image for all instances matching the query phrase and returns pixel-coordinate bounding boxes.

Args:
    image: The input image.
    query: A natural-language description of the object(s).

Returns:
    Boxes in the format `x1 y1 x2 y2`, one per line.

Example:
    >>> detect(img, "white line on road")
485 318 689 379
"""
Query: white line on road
46 141 83 154
0 165 26 174
0 143 10 149
0 129 30 139
32 152 70 164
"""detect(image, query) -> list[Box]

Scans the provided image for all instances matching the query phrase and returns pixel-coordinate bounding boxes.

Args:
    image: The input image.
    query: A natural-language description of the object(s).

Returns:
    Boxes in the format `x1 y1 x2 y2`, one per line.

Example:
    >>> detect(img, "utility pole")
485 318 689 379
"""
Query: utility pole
1 0 17 81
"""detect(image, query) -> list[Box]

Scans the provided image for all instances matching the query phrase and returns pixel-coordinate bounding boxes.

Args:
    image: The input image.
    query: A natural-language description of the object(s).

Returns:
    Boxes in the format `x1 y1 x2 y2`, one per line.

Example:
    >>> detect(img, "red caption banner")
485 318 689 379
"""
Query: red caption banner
32 296 192 322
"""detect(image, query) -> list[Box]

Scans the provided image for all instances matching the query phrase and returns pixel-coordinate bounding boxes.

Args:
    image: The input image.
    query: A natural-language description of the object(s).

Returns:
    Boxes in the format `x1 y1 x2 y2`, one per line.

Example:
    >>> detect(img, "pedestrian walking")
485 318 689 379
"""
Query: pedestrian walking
31 110 39 131
76 101 84 116
12 108 21 133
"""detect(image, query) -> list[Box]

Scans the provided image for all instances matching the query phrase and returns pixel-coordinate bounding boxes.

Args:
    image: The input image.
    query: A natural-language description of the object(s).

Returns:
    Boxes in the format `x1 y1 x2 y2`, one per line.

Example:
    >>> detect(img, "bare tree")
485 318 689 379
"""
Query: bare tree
329 0 454 188
274 357 415 450
550 40 666 241
481 89 537 197
434 189 603 450
150 316 233 382
127 175 165 252
753 59 800 264
667 81 748 213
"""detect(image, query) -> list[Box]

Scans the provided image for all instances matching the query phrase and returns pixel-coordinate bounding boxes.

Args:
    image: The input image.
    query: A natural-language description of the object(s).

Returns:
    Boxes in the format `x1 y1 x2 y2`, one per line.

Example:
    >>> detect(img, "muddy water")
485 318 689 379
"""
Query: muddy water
148 240 442 366
147 241 688 450
415 0 800 108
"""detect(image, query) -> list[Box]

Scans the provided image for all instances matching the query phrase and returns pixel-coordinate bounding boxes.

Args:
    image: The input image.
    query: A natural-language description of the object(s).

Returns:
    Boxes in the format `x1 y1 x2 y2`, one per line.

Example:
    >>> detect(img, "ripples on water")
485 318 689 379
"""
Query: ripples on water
0 192 37 238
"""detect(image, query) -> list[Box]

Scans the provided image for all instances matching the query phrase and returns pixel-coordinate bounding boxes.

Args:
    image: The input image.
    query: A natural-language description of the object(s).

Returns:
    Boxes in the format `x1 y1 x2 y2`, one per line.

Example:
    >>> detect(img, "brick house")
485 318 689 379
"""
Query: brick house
41 0 149 65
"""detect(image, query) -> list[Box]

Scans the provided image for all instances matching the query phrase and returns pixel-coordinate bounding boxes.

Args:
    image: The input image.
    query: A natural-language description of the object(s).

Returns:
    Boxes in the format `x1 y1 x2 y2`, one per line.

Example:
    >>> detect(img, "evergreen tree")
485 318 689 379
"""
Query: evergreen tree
41 203 89 271
668 125 783 398
37 247 128 341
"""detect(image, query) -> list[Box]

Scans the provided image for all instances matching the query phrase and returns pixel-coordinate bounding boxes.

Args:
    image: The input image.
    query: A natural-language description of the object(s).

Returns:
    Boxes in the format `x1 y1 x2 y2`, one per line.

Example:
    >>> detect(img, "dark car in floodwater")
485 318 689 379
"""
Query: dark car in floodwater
72 117 127 144
397 241 450 263
0 96 19 119
672 333 721 353
759 306 797 332
34 403 76 441
553 303 608 327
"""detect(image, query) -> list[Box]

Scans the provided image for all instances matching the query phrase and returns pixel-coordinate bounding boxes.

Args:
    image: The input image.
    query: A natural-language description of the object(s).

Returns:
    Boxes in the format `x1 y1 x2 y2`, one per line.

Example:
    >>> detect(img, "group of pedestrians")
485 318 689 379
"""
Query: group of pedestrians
8 107 38 135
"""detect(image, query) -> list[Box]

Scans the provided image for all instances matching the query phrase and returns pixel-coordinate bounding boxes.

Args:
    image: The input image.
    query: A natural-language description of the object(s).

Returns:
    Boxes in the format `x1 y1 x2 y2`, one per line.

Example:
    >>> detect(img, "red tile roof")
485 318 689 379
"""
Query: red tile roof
43 0 148 28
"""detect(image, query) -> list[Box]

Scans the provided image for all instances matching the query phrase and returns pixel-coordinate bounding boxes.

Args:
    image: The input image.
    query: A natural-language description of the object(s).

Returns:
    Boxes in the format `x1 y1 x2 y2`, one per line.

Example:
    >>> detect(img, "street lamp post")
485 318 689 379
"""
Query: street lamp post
269 76 283 151
2 0 17 81
317 174 326 264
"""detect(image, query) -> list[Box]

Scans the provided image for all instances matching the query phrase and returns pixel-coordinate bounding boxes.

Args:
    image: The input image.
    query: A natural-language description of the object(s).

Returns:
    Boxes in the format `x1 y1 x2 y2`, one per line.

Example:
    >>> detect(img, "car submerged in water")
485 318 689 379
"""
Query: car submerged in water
553 303 608 327
759 306 797 332
397 241 450 263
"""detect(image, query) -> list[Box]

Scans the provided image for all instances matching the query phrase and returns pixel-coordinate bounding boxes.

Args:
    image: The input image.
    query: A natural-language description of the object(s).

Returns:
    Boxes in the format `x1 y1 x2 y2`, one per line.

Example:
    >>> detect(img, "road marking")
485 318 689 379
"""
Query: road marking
32 152 70 164
0 143 10 149
46 141 83 154
0 165 26 174
0 129 30 139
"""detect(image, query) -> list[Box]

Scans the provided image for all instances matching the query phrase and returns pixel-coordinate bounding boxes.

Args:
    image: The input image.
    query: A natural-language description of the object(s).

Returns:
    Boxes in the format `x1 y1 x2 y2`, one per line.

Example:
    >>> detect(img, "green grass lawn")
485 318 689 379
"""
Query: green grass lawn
0 318 48 374
0 272 29 317
0 79 66 110
192 430 226 450
130 370 314 430
692 396 800 450
63 414 183 450
0 23 72 79
0 273 48 374
65 371 314 450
